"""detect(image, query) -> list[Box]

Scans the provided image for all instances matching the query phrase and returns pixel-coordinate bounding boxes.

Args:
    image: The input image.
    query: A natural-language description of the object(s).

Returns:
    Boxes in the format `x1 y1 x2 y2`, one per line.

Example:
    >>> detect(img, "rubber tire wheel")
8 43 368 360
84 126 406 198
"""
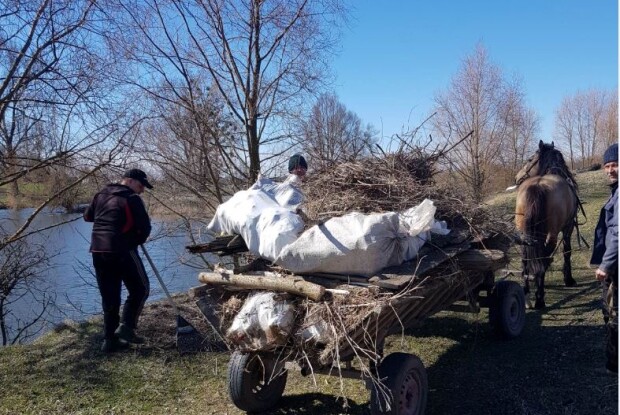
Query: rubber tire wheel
370 352 428 415
228 351 287 413
489 280 526 339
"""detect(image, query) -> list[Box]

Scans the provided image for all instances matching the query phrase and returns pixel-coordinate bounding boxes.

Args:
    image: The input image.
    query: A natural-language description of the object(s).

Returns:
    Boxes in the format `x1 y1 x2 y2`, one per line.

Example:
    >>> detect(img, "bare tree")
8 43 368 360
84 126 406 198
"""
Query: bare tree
0 237 50 345
554 88 616 168
301 93 376 169
115 0 347 185
433 44 534 201
144 84 244 211
600 89 618 151
0 0 140 344
499 77 540 177
0 0 98 205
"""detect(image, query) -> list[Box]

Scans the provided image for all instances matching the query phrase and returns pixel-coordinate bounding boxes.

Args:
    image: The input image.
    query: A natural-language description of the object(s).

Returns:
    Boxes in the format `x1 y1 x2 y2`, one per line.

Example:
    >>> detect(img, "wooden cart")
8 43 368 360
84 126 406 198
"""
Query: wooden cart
188 231 525 415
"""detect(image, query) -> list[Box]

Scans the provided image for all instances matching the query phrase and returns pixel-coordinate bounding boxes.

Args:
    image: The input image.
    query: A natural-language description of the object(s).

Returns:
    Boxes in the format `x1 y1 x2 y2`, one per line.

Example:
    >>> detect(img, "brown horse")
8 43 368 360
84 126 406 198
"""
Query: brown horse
515 140 578 309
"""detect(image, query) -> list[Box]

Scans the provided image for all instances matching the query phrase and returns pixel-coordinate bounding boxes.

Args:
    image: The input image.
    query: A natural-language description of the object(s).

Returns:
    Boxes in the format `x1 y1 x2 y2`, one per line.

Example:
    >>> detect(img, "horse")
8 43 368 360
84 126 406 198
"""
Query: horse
514 140 579 309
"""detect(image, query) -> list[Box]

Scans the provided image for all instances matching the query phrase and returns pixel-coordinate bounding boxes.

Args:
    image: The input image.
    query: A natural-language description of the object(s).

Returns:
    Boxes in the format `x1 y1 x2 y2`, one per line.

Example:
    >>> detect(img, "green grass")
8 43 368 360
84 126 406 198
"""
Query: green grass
0 170 617 415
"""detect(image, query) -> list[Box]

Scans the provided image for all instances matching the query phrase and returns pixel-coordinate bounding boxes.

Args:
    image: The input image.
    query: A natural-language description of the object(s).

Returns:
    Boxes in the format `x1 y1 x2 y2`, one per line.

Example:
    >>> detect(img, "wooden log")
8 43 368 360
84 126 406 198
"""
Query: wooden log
198 271 326 301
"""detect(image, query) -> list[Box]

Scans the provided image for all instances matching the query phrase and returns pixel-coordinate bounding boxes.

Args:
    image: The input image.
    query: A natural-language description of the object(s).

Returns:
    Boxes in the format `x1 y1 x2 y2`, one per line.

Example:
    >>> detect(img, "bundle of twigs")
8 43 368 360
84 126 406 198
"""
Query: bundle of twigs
302 151 435 219
302 148 511 241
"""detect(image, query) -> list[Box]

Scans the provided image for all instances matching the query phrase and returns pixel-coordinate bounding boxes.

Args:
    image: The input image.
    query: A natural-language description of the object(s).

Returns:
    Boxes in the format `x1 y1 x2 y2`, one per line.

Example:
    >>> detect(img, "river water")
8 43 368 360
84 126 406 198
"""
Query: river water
2 208 214 344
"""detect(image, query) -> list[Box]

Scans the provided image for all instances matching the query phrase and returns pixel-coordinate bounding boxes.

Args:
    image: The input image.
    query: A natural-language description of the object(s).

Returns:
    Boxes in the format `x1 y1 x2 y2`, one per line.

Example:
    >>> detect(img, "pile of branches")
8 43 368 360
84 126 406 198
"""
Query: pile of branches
302 151 436 218
302 147 512 240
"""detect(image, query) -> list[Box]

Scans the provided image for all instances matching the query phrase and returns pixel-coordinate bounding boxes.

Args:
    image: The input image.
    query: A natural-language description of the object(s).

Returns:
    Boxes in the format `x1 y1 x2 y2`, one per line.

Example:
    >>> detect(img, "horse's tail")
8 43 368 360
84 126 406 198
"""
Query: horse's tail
522 185 550 276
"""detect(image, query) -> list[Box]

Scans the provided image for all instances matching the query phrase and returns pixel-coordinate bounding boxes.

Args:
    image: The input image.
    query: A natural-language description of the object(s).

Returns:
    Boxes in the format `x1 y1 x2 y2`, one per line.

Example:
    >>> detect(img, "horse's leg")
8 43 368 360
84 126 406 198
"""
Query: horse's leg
522 269 533 308
562 222 577 287
532 238 555 310
534 271 546 309
521 251 533 308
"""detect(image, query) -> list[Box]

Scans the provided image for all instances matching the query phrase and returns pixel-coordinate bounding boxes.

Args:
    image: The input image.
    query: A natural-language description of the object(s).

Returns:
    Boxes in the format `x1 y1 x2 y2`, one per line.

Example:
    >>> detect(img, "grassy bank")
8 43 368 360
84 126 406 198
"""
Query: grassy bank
0 170 617 414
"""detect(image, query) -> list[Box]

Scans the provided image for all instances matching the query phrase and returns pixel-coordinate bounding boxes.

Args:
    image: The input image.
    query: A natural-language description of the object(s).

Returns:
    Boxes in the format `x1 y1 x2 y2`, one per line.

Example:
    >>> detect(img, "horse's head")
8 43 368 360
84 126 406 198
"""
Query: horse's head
516 140 569 185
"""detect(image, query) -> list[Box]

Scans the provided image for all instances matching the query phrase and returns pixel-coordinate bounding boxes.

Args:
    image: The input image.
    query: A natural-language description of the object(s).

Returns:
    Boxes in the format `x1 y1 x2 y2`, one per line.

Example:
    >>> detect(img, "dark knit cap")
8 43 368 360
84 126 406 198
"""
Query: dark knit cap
288 154 308 172
603 143 618 165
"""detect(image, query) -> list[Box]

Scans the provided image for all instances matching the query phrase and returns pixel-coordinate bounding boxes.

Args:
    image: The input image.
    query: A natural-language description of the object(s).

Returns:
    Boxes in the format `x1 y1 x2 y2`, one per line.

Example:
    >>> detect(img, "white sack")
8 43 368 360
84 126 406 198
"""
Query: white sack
301 319 332 345
206 176 304 261
226 292 296 351
276 199 446 277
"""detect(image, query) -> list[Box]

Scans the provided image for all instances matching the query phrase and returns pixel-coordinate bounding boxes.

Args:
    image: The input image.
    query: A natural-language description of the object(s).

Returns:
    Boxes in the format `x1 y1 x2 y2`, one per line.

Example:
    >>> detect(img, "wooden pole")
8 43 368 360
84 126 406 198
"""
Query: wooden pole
198 271 326 301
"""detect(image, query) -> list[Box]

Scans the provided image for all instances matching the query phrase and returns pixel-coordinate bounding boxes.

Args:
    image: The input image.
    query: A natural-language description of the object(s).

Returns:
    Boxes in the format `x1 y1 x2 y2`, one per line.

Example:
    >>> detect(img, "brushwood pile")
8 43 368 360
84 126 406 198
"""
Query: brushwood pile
301 149 510 240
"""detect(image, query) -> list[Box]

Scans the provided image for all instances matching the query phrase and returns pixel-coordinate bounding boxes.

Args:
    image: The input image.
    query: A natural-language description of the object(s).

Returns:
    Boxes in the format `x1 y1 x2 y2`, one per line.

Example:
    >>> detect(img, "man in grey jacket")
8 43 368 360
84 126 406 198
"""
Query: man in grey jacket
591 143 618 373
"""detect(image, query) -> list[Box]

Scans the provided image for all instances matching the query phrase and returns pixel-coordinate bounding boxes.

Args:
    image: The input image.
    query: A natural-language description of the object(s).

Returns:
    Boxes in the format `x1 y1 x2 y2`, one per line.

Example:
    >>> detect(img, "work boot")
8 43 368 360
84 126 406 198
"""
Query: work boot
115 324 146 344
101 336 129 353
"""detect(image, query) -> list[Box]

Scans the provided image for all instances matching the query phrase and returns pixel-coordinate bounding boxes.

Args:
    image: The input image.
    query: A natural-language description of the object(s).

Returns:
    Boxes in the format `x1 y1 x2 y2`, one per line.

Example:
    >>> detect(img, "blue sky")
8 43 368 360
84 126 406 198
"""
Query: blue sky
331 1 618 144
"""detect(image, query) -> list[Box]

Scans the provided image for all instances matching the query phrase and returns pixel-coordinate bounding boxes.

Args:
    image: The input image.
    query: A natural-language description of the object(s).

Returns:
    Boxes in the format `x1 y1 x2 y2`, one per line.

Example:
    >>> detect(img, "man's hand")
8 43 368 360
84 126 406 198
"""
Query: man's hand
596 268 608 282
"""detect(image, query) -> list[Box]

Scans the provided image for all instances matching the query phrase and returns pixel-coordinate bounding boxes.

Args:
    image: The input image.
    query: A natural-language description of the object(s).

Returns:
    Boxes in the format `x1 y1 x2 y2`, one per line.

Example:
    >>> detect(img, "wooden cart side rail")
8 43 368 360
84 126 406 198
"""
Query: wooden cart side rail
392 271 486 323
323 270 486 364
369 247 507 291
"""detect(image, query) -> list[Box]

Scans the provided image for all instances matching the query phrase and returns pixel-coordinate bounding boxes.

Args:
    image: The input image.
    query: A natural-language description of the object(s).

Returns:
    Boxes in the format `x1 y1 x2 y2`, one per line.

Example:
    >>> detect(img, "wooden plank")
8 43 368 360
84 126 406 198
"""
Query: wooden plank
369 241 471 290
186 234 248 255
304 272 369 284
188 284 211 299
455 249 508 271
194 296 228 348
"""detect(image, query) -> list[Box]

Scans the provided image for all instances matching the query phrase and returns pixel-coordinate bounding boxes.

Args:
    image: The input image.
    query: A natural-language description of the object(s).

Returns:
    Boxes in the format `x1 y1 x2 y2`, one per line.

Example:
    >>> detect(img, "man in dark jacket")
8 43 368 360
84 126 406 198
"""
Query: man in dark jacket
591 143 618 373
84 169 153 352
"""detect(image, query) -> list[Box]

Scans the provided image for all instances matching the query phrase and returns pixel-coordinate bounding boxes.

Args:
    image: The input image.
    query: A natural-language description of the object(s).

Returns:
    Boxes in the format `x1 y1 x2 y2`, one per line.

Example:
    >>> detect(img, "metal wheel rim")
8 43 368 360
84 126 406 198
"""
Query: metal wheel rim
507 293 523 330
246 356 280 398
399 371 422 414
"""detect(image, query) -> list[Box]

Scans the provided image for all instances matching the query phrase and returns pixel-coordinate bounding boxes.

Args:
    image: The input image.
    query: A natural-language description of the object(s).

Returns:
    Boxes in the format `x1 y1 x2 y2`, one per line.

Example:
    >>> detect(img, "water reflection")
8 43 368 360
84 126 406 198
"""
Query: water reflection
1 208 213 343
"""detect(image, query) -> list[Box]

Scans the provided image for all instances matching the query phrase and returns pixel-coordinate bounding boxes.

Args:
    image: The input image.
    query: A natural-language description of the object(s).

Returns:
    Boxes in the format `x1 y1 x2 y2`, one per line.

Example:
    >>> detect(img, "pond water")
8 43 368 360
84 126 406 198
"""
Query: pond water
1 208 215 343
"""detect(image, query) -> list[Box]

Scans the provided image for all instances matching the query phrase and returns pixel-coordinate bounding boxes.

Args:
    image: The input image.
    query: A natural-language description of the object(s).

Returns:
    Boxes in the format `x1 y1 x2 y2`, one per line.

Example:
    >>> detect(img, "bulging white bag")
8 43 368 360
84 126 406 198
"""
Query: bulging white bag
276 199 446 277
206 176 305 261
226 292 296 351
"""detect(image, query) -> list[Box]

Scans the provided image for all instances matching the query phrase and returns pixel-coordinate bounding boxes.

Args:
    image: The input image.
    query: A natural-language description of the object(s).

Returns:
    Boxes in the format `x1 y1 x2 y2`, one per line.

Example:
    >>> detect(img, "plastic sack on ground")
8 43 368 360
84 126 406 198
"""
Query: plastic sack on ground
226 292 296 351
206 176 304 261
276 199 447 277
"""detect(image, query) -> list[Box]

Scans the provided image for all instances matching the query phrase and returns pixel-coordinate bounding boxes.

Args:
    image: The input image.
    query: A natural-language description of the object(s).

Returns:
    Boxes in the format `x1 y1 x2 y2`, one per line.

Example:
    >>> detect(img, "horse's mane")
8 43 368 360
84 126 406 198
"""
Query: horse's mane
537 143 577 189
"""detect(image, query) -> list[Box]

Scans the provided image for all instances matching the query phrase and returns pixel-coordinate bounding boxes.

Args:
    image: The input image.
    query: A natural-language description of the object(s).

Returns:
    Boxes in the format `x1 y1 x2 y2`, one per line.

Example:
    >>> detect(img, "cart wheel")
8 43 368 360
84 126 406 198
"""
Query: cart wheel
489 280 526 339
227 351 287 413
370 352 428 415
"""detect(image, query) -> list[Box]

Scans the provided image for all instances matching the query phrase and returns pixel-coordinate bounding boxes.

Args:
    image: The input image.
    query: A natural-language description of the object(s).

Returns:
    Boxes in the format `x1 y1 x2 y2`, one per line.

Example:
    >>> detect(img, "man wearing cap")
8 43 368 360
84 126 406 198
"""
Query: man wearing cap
84 169 153 352
288 154 308 179
591 143 618 373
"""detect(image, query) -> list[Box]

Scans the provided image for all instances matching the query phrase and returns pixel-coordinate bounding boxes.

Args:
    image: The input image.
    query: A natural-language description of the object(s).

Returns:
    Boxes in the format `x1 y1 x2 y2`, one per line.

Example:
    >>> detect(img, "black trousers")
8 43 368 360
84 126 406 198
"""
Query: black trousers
93 250 150 339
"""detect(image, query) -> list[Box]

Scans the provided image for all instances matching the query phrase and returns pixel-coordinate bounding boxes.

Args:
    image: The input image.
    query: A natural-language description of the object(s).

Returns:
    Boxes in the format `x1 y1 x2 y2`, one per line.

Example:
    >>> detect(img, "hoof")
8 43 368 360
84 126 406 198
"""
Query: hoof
564 278 577 287
534 300 546 310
